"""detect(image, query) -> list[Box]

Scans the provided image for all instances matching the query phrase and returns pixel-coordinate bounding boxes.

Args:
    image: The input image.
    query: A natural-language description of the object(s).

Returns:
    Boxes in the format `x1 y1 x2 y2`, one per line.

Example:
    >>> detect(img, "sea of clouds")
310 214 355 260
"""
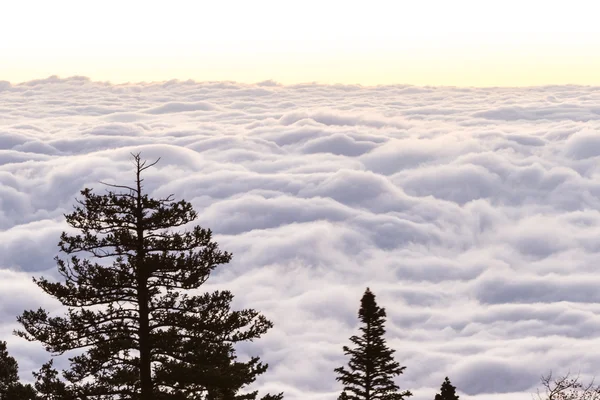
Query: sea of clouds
1 76 600 400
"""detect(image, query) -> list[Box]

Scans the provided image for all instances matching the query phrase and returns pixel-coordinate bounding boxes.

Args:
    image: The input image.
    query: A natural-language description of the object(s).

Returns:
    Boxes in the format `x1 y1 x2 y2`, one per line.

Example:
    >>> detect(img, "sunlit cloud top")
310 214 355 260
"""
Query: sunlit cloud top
2 0 600 86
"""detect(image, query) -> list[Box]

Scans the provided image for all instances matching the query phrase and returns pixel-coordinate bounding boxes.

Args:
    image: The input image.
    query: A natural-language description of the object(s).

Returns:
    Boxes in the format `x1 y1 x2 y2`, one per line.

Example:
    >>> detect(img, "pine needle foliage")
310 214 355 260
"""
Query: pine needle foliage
32 359 75 400
0 340 37 400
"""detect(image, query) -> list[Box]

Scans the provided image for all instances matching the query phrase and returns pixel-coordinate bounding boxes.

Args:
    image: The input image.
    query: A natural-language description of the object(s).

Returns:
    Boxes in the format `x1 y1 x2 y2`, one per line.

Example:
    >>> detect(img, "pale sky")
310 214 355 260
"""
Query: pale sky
2 0 600 86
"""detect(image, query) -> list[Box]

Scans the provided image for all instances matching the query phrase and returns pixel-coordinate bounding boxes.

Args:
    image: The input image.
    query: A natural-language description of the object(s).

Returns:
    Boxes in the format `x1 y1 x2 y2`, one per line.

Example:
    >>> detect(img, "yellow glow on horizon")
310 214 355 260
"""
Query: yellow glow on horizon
2 0 600 87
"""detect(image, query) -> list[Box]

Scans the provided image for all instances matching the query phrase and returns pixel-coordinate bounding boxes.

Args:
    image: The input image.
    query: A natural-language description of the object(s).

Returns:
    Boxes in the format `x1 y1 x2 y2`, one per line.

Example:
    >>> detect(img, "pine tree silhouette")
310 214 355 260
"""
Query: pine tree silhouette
334 288 412 400
434 377 459 400
15 153 283 400
32 359 75 400
0 340 37 400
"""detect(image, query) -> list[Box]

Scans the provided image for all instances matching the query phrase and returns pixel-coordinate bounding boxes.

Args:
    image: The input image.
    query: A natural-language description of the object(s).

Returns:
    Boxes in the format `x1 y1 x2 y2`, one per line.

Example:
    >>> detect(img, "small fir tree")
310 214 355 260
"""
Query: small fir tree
434 377 459 400
334 288 412 400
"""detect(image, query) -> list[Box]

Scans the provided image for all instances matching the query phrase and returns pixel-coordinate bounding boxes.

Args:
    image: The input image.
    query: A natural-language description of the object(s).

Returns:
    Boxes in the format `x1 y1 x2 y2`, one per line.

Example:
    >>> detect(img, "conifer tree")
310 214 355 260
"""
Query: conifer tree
15 153 283 400
434 377 459 400
334 288 411 400
32 360 75 400
0 340 37 400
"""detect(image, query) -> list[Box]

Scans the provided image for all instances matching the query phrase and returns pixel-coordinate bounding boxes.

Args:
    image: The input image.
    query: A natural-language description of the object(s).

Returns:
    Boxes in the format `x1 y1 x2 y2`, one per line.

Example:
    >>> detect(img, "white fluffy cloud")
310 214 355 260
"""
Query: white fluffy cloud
1 76 600 400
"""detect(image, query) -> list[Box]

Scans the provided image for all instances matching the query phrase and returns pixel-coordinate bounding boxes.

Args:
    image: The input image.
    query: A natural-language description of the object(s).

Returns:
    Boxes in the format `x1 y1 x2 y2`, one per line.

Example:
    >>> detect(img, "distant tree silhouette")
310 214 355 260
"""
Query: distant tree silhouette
32 360 75 400
434 377 459 400
334 288 412 400
535 370 600 400
0 340 37 400
15 153 283 400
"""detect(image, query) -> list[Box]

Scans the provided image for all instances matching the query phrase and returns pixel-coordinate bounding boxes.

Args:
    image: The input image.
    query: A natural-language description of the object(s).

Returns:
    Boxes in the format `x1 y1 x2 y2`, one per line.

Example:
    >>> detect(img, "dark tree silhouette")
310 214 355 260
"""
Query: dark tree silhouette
334 288 411 400
0 340 37 400
535 370 600 400
15 153 283 400
434 377 459 400
32 359 75 400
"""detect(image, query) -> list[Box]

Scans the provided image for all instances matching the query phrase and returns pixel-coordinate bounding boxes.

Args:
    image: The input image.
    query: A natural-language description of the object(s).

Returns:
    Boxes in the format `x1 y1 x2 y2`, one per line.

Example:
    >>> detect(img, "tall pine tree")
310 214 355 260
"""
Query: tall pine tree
334 288 411 400
434 377 459 400
0 340 37 400
15 153 283 400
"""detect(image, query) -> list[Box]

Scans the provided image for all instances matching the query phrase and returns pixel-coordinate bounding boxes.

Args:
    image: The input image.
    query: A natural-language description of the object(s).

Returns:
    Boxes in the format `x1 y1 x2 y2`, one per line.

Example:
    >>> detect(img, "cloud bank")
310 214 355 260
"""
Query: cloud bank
1 76 600 400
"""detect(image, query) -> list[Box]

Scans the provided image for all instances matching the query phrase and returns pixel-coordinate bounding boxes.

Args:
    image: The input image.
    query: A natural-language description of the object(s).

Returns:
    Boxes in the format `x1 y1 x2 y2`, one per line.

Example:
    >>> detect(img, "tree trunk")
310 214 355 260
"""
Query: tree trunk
135 167 152 400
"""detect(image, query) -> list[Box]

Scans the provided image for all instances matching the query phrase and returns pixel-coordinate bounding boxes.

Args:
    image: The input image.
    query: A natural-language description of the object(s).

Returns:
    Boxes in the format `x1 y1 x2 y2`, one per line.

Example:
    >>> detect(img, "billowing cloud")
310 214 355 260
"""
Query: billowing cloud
1 77 600 400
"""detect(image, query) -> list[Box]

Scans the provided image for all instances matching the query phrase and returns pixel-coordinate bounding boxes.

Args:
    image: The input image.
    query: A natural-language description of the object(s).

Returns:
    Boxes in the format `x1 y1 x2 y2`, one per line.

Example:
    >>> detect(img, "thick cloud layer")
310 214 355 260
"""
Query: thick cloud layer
1 76 600 400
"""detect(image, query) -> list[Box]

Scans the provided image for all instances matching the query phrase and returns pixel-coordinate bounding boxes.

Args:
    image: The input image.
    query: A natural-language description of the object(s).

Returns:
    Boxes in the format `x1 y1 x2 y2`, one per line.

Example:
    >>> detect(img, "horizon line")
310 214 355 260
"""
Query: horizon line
4 75 600 90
